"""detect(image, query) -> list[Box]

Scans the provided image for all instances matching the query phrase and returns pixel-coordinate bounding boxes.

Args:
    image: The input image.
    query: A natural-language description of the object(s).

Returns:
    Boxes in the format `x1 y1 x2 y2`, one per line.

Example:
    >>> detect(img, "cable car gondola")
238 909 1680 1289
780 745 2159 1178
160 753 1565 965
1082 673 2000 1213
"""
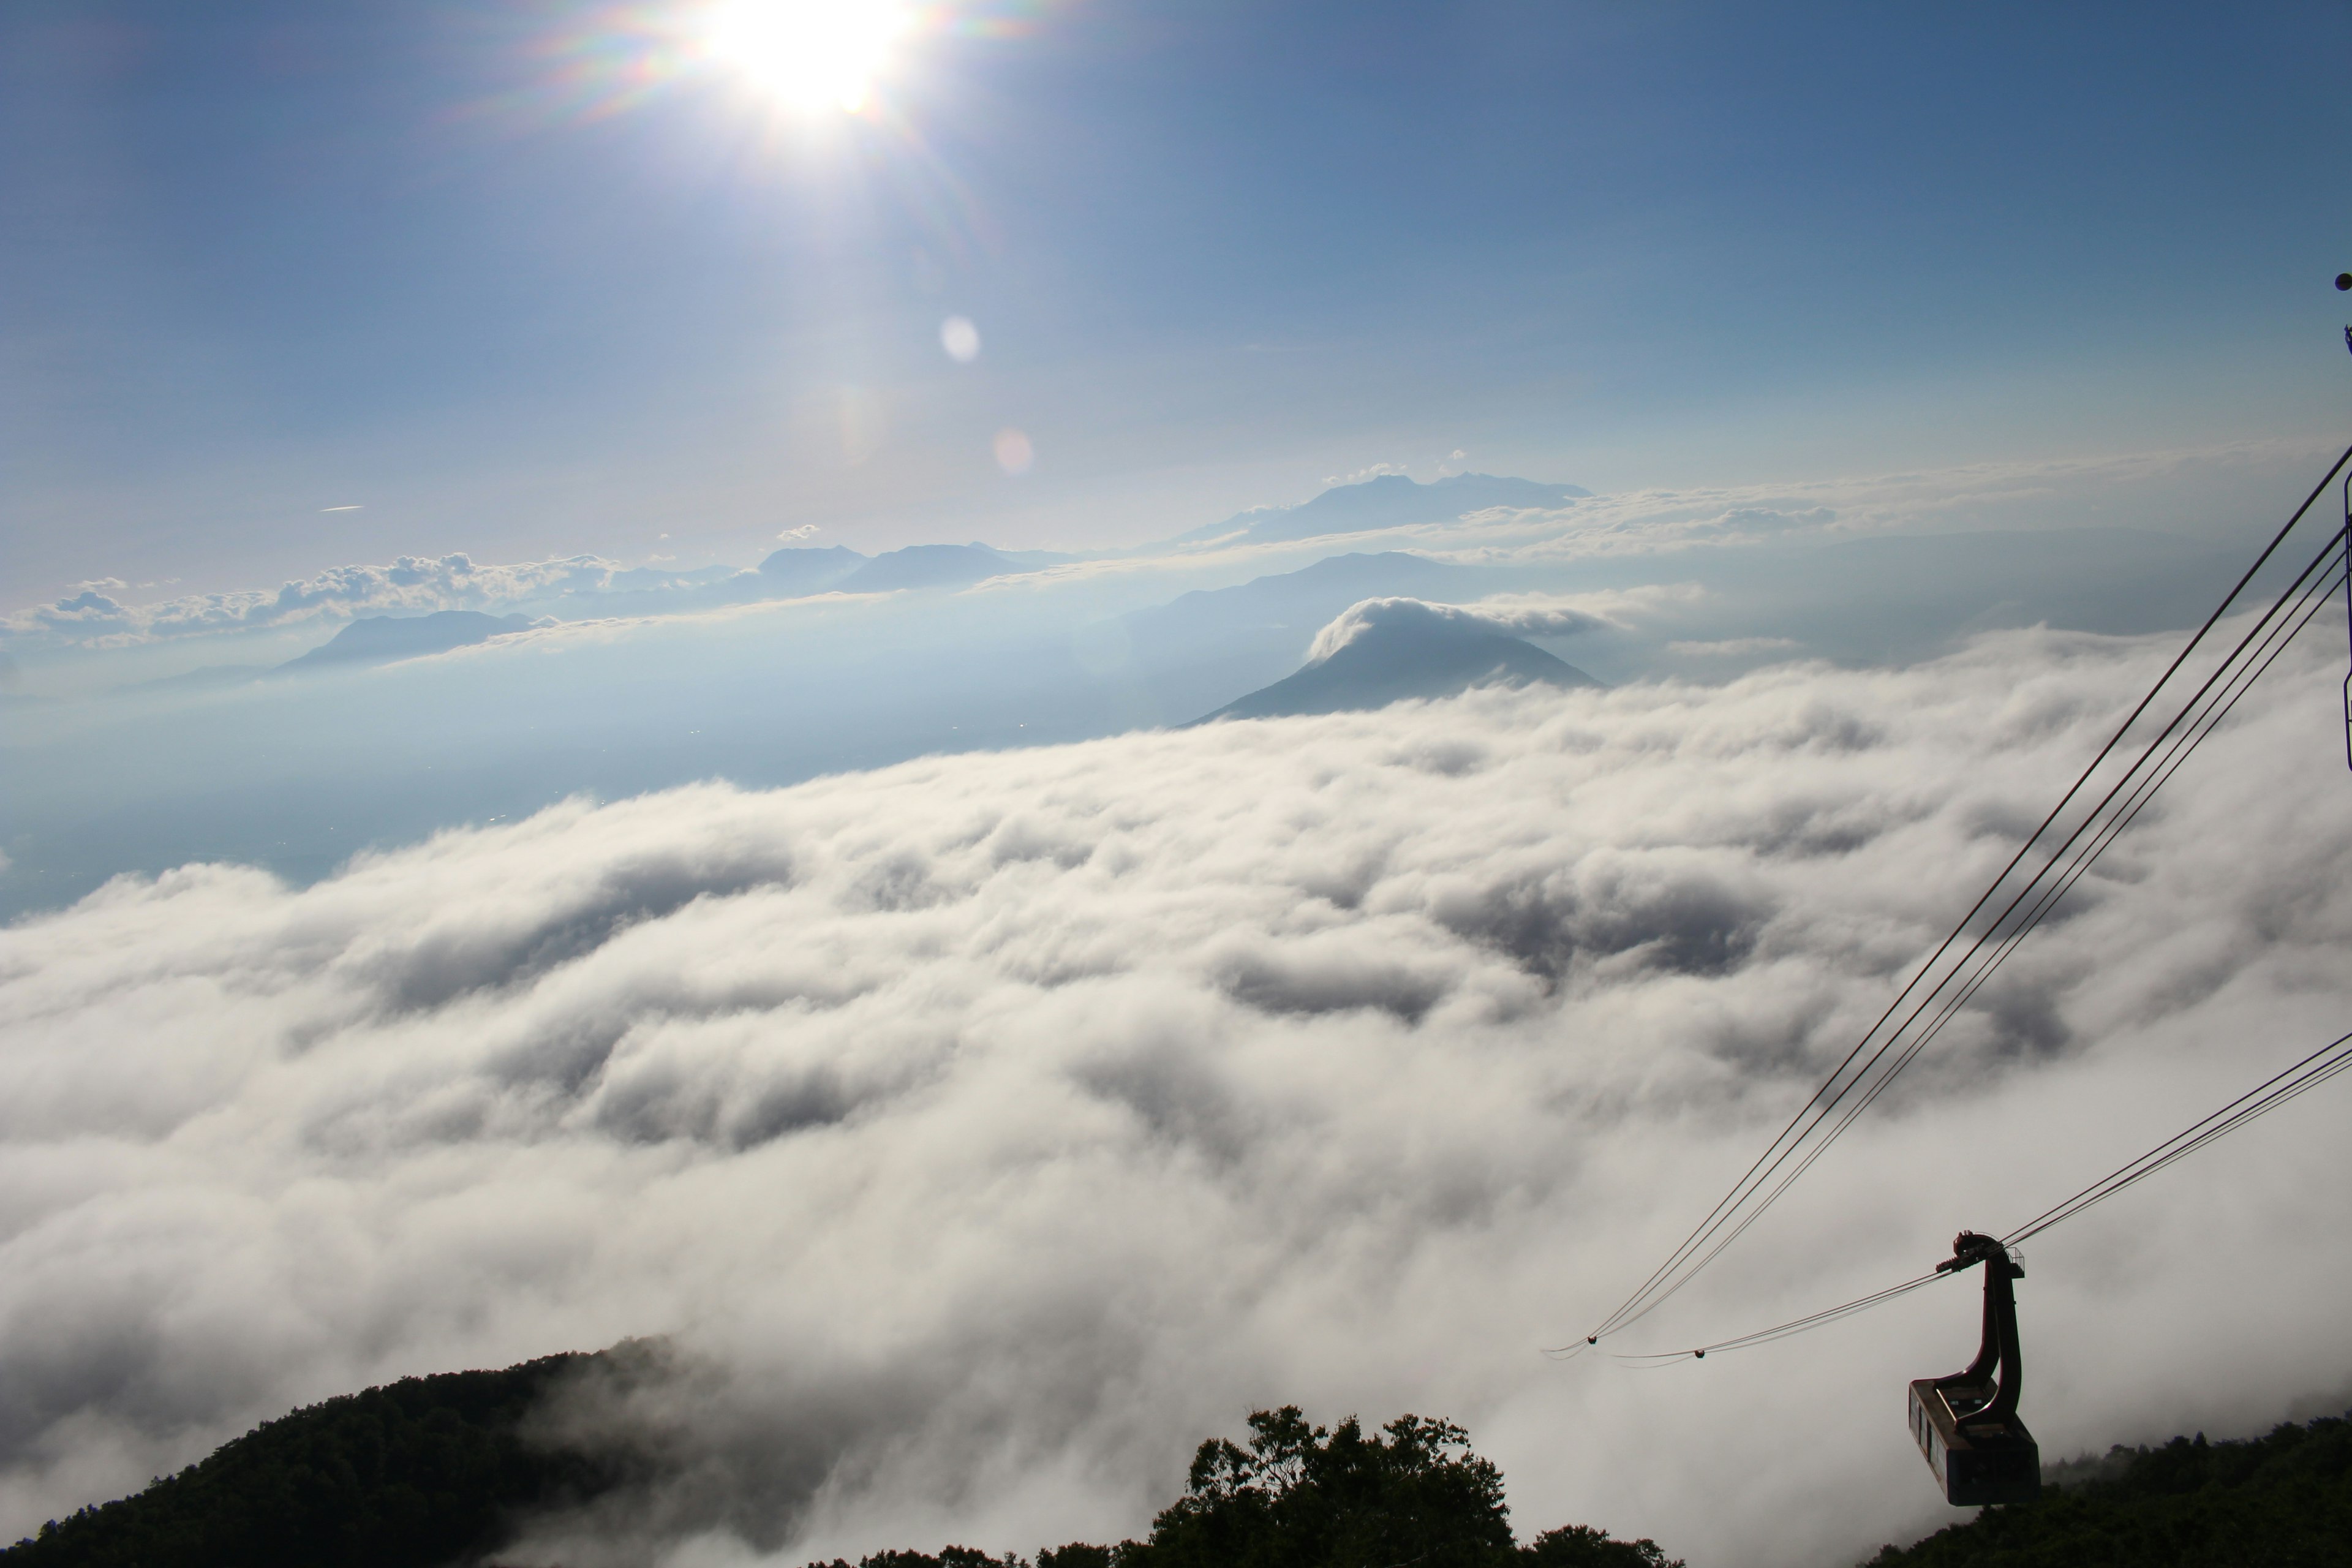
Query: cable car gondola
1907 1232 2041 1506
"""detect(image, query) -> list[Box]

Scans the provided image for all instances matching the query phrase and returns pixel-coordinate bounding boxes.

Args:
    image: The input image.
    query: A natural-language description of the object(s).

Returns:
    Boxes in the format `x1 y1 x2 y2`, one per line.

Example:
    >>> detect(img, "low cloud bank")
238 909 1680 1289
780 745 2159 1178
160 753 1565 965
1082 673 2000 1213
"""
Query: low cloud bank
2 626 2350 1566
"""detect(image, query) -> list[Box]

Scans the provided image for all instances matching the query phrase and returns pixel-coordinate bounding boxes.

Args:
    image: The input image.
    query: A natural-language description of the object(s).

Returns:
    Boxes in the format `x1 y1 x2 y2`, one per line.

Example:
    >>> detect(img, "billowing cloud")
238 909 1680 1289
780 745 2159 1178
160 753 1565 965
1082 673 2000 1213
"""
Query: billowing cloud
2 624 2350 1567
1303 598 1608 664
0 554 677 651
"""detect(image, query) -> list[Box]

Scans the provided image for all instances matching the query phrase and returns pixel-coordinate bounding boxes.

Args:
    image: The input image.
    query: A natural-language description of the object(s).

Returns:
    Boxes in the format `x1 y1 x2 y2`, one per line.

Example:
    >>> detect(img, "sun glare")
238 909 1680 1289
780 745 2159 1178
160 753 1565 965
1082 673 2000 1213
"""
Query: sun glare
703 0 913 114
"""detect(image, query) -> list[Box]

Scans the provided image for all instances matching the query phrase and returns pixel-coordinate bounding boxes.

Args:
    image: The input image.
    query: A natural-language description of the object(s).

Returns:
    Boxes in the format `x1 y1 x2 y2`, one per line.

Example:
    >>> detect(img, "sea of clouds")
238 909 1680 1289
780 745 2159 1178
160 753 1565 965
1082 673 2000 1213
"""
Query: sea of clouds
12 436 2336 926
4 612 2349 1567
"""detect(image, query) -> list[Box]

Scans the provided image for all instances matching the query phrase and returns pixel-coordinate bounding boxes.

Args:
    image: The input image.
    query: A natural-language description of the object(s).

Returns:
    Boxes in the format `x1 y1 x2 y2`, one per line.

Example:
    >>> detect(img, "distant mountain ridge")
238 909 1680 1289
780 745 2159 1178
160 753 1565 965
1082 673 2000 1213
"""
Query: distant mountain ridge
753 545 869 594
837 543 1022 594
233 475 1583 662
750 543 1044 597
276 611 533 674
1175 472 1588 547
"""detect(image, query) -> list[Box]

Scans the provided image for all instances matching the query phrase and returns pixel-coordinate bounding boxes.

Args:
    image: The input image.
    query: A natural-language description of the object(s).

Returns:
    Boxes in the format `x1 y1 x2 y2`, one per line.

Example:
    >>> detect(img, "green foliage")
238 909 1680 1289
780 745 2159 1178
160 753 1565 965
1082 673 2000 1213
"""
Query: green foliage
4 1366 1677 1568
801 1553 1024 1568
19 1343 2352 1568
1863 1413 2352 1567
0 1352 628 1568
1521 1523 1683 1566
842 1406 1682 1568
1125 1406 1517 1567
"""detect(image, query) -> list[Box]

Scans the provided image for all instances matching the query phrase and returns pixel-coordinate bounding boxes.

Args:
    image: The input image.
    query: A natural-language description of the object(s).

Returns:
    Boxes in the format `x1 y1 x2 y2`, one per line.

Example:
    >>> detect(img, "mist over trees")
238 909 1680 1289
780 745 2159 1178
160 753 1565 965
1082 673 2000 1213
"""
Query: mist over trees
7 1333 2348 1568
0 1366 1679 1568
0 1354 625 1568
1866 1414 2352 1567
955 1406 1681 1568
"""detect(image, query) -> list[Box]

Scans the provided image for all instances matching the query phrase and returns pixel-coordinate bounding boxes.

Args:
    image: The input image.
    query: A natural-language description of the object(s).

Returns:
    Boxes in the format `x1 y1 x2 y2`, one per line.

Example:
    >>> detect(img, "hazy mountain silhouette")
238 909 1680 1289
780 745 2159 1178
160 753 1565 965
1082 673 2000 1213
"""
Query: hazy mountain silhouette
1199 601 1599 723
120 664 274 695
1175 473 1589 546
838 544 1020 594
276 611 533 674
755 545 869 594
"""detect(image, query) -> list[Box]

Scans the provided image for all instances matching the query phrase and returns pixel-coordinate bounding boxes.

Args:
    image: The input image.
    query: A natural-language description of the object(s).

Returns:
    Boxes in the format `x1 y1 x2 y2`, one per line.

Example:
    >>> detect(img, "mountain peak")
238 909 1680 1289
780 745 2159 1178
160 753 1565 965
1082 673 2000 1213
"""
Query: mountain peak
1198 596 1600 722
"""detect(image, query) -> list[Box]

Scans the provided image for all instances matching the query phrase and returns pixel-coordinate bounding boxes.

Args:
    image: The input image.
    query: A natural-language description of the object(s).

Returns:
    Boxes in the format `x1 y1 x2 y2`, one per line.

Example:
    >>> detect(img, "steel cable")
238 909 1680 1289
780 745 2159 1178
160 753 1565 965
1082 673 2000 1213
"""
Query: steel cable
1580 448 2352 1346
1589 546 2350 1344
2001 1028 2352 1246
1605 1026 2352 1365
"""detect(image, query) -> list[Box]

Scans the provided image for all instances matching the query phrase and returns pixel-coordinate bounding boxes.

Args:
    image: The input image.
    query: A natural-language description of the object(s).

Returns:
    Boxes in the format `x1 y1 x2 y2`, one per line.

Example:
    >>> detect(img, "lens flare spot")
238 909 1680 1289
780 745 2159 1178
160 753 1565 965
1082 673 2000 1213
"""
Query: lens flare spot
993 428 1034 476
703 0 911 113
940 316 981 363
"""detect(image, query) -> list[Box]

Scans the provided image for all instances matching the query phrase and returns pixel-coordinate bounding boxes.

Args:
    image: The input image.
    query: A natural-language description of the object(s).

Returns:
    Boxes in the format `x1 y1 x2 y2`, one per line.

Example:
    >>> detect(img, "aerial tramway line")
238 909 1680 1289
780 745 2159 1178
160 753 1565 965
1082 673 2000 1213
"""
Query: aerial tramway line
1564 278 2352 1508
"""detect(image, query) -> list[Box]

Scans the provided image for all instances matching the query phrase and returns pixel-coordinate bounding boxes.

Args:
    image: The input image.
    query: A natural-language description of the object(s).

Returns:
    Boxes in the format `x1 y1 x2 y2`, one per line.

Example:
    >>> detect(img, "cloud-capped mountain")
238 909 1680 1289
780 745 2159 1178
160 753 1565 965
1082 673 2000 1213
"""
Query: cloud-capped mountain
275 610 533 673
1199 597 1600 722
1175 472 1589 546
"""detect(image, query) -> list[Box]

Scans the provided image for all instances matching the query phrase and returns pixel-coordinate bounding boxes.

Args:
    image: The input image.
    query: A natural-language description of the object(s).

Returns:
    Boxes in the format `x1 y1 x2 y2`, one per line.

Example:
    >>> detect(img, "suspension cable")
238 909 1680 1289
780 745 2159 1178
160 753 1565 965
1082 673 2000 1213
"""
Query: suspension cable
1593 543 2348 1345
1578 450 2352 1346
2002 1028 2352 1246
1600 1024 2352 1365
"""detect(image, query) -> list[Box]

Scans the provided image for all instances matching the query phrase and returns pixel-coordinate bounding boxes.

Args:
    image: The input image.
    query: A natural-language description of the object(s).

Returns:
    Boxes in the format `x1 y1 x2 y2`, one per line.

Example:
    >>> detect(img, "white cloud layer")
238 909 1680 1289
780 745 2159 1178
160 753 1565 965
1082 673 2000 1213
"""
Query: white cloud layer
2 621 2350 1566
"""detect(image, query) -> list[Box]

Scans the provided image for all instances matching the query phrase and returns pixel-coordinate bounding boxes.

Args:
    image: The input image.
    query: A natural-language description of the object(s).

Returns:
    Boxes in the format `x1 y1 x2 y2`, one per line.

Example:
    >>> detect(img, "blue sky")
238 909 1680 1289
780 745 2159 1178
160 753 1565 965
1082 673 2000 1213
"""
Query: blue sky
7 0 2350 597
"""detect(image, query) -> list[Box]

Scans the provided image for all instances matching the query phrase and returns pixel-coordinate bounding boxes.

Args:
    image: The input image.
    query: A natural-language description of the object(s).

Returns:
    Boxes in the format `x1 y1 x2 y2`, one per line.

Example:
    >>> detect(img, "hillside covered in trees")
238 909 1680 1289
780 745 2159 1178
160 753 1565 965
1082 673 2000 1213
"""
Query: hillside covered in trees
0 1372 1673 1568
6 1344 2347 1568
807 1407 1683 1568
0 1351 633 1568
1866 1412 2352 1566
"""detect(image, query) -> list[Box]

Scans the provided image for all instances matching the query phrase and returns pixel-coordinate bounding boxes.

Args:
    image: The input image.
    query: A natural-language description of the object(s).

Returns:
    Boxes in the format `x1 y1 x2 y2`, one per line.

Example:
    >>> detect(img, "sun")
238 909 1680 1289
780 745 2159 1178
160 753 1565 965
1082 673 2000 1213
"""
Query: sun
702 0 913 115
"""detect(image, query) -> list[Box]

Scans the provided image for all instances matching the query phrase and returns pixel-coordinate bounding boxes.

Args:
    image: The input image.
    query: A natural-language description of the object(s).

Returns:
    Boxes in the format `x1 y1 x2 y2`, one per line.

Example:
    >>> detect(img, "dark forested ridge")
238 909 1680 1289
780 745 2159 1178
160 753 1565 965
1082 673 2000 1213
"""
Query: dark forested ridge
2 1381 1676 1568
9 1341 2347 1568
801 1408 1681 1568
1866 1412 2352 1567
0 1351 633 1568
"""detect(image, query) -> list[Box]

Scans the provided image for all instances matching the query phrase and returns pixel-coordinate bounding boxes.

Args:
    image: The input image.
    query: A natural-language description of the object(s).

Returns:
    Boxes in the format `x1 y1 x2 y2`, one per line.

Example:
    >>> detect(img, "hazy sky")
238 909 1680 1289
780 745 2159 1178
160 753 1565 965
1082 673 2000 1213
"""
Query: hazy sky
8 0 2350 598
